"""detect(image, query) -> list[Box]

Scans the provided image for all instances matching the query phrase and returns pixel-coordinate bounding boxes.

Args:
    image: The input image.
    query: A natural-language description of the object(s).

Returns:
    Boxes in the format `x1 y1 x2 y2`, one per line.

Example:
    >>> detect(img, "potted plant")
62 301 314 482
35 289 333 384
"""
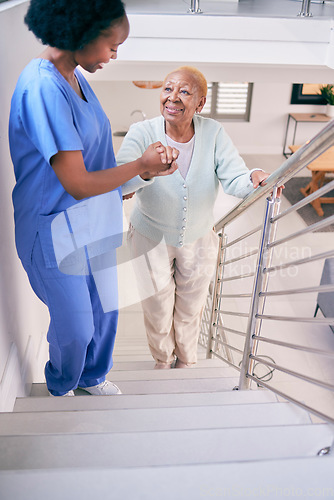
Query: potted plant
319 84 334 117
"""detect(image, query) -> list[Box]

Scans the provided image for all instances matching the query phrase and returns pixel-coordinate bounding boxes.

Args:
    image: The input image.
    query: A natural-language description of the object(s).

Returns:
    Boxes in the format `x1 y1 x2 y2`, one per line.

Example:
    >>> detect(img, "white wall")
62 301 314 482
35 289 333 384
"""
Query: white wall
0 1 49 411
90 64 334 156
85 5 334 155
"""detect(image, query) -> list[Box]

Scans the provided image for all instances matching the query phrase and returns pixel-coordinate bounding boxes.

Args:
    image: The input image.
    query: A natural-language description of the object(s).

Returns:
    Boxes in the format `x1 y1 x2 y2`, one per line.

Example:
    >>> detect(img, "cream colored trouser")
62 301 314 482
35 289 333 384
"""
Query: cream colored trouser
128 226 219 365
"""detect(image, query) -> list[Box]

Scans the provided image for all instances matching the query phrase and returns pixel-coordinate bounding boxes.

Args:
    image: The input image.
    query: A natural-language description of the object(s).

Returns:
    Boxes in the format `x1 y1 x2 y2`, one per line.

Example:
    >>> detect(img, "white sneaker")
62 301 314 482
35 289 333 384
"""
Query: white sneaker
49 390 75 397
78 380 122 395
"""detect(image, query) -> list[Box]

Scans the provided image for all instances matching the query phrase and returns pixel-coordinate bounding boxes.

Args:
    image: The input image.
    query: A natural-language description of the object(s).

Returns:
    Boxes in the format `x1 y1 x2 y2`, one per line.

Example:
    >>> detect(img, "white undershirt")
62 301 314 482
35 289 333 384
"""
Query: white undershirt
166 134 195 179
166 133 263 183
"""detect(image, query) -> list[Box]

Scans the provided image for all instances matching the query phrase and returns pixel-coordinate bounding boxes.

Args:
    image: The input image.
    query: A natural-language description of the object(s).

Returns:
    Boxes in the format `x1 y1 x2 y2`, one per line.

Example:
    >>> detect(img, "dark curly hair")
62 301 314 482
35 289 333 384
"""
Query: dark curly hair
25 0 126 51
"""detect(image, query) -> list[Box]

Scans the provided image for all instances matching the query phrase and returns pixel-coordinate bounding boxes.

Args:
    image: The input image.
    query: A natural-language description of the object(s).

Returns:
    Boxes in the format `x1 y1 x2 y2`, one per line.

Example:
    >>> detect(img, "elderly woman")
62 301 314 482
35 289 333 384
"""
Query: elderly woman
8 0 177 396
118 66 268 369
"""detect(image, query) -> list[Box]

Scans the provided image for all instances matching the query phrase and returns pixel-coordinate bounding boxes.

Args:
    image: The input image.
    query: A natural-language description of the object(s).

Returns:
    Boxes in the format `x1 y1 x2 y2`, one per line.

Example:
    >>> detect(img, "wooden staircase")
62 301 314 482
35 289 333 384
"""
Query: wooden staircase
0 305 333 499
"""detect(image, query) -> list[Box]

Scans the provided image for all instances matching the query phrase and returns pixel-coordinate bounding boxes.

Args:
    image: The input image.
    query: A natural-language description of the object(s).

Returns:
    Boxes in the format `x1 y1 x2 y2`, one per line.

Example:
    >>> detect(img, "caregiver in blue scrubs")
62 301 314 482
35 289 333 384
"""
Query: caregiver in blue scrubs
8 0 178 396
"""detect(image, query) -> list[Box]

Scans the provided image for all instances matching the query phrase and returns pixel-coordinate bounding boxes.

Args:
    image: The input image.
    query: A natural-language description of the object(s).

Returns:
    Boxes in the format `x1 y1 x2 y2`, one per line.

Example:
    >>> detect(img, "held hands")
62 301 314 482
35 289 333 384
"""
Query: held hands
140 142 179 180
251 170 284 198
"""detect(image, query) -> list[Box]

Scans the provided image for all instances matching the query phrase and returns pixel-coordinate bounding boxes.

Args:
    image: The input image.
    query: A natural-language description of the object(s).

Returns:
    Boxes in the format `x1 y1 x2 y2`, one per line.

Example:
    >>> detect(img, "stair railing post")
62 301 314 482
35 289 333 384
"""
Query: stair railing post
206 231 229 359
238 190 281 390
298 0 312 17
188 0 202 14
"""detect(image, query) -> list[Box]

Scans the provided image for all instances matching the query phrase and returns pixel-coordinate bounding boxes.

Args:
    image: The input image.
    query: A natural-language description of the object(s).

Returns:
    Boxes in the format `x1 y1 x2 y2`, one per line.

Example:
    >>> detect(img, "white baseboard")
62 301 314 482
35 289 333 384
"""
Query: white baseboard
19 335 34 398
0 335 45 412
0 343 20 412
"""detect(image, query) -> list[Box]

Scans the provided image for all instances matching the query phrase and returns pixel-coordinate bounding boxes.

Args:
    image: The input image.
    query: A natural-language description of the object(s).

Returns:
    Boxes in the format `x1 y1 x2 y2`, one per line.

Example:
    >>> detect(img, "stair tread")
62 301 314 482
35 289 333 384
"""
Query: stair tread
103 366 237 381
112 353 208 361
14 389 278 413
29 376 240 397
0 424 331 470
1 455 334 500
111 348 208 362
0 402 311 436
111 358 225 371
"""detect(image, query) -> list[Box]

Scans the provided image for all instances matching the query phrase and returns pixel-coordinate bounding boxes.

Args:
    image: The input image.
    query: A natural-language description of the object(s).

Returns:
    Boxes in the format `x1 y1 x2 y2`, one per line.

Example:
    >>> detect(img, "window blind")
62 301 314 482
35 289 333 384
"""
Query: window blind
202 82 253 121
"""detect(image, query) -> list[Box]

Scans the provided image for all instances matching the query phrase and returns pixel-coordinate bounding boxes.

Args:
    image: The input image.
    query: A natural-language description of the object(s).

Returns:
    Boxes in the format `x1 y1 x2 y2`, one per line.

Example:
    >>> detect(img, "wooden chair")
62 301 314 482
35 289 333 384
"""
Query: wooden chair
289 145 334 216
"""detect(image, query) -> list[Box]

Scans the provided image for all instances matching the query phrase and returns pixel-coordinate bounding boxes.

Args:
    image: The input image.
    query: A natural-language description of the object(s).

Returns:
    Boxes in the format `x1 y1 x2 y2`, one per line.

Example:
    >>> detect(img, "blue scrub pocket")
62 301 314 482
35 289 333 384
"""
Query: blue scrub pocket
38 213 63 269
38 204 90 274
51 192 123 275
51 203 90 275
39 191 123 285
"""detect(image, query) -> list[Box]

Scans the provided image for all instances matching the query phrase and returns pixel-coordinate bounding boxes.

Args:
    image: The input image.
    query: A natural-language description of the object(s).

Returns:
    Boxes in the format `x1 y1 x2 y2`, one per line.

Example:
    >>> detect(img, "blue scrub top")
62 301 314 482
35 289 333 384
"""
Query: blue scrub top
9 58 122 266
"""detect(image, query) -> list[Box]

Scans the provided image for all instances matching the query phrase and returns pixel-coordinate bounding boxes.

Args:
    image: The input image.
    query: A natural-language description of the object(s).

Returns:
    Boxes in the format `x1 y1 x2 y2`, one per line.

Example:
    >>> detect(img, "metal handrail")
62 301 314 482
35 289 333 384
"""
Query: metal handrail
214 338 244 355
250 355 334 391
271 178 334 222
253 335 334 357
267 214 334 247
264 248 334 273
216 325 246 337
217 293 253 298
220 272 256 282
222 226 262 248
223 249 259 266
215 119 334 231
245 377 331 424
260 283 334 297
256 314 334 324
200 118 334 425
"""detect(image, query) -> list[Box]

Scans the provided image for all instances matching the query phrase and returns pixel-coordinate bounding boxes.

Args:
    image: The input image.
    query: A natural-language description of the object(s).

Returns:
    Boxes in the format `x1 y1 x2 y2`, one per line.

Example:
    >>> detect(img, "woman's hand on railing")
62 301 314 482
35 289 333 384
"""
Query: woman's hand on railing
251 170 284 197
251 170 270 188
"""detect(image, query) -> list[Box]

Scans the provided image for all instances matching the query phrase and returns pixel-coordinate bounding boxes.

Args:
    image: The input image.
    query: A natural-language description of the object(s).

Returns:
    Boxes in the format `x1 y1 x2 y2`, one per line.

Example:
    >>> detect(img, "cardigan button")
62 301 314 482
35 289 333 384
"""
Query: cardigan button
183 196 187 201
183 184 186 188
183 207 187 211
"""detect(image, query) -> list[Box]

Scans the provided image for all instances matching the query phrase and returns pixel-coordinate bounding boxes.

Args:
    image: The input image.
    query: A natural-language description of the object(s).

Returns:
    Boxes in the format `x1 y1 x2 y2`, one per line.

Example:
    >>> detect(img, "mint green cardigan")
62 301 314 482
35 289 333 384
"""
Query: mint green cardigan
118 115 254 247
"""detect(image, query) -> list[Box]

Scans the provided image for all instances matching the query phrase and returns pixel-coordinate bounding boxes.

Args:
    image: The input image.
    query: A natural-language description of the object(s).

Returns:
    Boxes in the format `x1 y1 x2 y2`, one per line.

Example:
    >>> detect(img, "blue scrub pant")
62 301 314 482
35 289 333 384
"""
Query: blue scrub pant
23 234 118 396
